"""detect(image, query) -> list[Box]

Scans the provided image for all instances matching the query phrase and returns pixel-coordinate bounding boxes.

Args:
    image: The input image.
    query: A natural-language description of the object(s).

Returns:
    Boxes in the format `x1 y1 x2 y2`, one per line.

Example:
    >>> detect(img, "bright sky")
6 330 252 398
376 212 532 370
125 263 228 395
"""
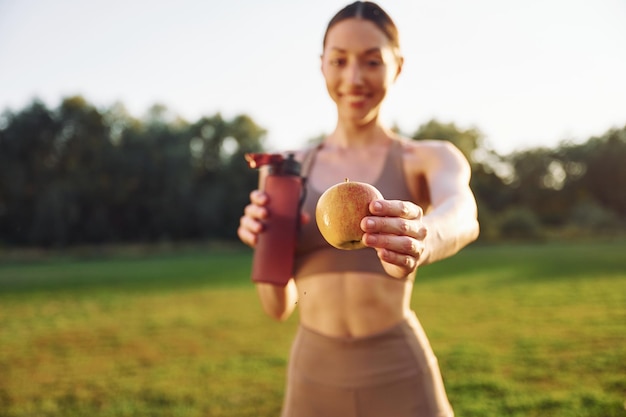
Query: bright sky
1 0 625 155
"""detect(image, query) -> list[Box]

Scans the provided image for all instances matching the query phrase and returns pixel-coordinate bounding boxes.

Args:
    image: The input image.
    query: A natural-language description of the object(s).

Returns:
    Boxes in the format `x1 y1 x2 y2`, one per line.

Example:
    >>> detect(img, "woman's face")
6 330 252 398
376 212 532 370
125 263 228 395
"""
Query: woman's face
321 18 402 126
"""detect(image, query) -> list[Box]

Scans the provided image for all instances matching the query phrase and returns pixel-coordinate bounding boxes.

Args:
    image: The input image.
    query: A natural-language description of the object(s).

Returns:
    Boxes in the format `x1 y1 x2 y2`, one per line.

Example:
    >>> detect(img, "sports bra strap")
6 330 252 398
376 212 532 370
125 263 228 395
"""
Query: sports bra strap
300 144 322 179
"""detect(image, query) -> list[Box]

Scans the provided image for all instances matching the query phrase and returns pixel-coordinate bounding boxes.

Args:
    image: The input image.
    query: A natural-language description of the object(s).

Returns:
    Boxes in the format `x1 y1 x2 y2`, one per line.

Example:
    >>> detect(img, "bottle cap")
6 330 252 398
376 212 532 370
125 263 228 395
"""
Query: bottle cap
281 153 301 176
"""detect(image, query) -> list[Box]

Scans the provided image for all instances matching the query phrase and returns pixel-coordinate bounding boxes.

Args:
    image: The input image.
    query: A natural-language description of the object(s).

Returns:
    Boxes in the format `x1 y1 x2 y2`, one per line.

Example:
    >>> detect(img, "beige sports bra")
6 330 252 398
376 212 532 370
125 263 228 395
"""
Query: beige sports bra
293 139 425 279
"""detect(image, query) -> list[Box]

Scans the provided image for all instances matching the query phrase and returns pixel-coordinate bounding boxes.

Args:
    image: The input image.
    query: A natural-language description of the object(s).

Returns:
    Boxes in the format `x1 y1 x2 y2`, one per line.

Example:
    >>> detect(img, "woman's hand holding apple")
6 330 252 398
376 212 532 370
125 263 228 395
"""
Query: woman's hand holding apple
361 199 428 279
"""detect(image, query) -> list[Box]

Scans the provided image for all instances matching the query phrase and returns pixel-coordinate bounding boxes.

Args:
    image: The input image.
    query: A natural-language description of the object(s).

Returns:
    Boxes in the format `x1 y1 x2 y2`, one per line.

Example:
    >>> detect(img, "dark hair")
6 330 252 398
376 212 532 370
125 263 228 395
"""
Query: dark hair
323 2 400 52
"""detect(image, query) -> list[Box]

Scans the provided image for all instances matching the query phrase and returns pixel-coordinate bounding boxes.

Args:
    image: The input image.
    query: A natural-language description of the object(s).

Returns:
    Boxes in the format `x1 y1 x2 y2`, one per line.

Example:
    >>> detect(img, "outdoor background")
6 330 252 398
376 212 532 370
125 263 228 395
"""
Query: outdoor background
1 0 625 416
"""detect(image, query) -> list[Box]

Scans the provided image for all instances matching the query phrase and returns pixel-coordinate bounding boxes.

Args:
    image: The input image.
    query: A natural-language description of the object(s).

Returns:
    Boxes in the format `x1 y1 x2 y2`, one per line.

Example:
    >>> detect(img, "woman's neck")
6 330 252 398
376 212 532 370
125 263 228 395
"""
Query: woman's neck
327 119 394 149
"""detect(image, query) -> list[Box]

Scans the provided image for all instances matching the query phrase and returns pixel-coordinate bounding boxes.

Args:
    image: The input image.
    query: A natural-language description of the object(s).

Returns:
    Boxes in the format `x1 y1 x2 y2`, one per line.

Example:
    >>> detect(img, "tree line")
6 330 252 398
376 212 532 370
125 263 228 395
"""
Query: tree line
0 96 624 248
412 120 625 241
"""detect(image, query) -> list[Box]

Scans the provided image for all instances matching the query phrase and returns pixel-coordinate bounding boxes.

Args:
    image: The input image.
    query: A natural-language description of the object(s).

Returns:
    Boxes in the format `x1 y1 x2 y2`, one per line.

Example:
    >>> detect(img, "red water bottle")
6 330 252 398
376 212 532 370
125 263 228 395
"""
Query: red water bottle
245 152 305 286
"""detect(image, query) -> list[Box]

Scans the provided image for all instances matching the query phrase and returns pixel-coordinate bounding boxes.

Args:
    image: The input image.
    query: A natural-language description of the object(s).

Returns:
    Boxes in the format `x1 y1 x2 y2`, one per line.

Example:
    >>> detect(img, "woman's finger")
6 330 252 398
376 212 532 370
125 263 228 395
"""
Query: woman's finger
361 216 425 239
369 200 423 220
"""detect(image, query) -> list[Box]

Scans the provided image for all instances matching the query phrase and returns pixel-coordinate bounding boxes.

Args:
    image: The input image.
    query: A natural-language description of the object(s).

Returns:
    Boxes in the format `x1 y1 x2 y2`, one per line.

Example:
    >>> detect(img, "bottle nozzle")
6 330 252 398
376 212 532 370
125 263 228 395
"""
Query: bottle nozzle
244 152 301 176
245 153 284 169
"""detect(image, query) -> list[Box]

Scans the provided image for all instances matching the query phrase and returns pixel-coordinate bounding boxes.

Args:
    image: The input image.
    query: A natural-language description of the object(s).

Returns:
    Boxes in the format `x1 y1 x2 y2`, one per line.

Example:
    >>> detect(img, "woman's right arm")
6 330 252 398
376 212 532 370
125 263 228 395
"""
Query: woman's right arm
237 189 299 321
255 280 299 322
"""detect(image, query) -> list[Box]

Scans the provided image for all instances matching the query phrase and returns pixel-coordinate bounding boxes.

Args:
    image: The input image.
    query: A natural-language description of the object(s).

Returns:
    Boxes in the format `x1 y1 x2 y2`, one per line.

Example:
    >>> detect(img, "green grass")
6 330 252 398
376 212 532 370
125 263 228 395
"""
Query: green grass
0 241 624 416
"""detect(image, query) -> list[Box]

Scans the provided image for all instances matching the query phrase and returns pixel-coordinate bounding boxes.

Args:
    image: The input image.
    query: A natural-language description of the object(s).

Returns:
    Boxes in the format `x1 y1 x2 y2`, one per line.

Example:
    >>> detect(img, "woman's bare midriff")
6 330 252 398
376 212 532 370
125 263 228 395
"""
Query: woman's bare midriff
295 272 414 338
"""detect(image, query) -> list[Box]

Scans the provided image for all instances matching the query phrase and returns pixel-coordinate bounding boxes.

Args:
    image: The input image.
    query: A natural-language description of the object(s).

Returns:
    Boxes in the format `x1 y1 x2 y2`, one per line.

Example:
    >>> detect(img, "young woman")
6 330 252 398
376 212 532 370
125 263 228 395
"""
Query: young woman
238 2 479 416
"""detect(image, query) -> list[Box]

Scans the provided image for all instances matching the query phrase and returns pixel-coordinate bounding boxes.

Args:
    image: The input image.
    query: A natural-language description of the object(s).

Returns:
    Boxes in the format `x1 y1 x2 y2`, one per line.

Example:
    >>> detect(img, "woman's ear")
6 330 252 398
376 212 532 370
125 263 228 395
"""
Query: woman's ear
394 56 404 81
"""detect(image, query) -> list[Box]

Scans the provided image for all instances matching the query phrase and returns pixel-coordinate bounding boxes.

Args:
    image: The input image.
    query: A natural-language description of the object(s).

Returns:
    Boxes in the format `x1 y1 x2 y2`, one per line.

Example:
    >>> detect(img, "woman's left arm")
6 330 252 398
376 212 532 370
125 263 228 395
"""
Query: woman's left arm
362 140 479 278
416 140 480 265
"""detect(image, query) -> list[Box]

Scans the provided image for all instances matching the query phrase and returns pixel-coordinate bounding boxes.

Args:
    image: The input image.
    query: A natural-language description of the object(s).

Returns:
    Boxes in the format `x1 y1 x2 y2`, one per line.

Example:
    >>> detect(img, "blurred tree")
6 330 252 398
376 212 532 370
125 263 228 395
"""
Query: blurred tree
506 147 572 227
0 100 62 245
411 119 484 163
189 113 265 239
54 96 116 244
553 125 626 232
579 127 626 218
498 207 545 240
0 97 266 247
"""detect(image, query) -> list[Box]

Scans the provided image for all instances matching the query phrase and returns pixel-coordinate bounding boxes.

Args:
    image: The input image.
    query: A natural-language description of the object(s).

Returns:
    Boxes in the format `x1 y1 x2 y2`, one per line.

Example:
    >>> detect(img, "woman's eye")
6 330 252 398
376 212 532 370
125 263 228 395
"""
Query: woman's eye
330 58 346 66
367 60 383 67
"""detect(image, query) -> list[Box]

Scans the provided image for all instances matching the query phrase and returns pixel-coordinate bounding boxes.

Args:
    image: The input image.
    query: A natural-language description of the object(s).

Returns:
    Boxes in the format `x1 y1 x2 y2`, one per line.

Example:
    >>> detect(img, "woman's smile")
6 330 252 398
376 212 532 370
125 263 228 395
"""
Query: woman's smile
342 91 371 107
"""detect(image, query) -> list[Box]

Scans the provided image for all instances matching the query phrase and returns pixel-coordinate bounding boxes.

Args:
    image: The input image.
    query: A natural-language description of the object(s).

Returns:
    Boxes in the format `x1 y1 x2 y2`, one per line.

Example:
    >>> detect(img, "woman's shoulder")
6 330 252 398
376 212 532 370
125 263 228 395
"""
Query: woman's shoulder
395 135 460 154
394 136 470 171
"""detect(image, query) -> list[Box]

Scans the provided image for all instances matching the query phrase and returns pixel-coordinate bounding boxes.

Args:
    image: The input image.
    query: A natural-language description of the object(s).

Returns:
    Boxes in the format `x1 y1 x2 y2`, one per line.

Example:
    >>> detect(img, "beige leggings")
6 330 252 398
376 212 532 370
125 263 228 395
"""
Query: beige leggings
281 311 454 417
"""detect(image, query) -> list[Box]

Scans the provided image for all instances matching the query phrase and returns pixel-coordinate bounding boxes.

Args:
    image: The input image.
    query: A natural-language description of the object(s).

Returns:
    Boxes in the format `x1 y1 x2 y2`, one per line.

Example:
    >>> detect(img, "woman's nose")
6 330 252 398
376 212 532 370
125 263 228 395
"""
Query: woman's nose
344 62 364 85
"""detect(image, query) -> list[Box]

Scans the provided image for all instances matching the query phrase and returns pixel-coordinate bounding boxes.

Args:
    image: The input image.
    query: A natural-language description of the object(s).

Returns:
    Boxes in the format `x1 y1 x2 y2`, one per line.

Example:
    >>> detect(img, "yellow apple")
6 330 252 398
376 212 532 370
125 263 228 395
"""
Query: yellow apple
315 179 384 250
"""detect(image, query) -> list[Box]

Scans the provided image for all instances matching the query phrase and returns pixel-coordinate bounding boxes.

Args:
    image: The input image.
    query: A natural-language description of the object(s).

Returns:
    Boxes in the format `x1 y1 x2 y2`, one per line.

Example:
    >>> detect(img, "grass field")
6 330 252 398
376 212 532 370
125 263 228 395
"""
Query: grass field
0 240 625 417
